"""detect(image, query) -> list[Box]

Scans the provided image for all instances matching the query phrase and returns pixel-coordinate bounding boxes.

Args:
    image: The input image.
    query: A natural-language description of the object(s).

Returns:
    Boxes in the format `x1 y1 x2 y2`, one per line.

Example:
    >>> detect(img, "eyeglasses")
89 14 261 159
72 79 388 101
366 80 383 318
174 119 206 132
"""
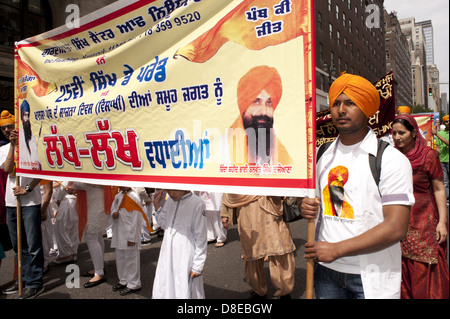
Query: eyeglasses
0 124 15 131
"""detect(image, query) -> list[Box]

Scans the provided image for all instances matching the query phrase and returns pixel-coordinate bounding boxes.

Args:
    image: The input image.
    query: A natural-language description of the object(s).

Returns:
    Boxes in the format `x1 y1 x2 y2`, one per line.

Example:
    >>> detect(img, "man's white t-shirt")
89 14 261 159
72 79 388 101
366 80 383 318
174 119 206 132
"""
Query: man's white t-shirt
0 143 41 207
316 129 415 298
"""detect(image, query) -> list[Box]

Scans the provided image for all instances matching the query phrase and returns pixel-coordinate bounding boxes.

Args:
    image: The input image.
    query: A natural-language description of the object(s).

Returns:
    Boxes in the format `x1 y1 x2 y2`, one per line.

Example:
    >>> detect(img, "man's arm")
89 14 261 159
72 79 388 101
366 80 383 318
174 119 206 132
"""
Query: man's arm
304 204 410 262
40 182 53 221
433 128 449 146
2 129 18 174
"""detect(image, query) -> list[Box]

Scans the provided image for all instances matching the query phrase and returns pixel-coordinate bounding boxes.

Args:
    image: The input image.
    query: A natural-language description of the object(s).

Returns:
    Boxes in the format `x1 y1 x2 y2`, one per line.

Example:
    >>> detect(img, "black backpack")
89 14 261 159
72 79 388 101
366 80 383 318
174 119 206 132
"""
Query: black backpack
316 138 390 192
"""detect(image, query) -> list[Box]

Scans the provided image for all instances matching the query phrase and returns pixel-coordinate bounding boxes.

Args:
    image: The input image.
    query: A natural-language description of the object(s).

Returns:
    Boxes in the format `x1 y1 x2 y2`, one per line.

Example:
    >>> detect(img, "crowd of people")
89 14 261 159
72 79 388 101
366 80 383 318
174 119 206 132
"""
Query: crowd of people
0 72 449 300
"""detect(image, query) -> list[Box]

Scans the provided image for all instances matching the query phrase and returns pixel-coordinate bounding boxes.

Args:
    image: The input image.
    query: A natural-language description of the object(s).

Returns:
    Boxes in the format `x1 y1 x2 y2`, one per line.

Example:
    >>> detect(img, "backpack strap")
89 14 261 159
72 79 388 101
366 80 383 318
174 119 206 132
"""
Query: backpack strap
317 138 389 194
316 141 332 163
368 139 390 191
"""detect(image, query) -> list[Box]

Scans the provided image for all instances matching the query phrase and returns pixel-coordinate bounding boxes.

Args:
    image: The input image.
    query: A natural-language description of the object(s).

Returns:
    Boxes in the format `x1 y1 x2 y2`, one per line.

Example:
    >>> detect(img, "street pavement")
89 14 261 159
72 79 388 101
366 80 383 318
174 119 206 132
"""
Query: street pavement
0 218 310 300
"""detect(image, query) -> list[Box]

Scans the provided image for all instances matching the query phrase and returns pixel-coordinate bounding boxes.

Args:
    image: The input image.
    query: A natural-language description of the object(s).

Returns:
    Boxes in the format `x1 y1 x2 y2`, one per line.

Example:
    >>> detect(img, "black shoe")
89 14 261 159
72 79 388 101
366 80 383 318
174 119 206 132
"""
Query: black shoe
112 283 127 292
119 287 141 296
84 277 106 288
2 283 19 295
18 286 44 299
82 271 95 278
82 268 106 277
249 291 266 299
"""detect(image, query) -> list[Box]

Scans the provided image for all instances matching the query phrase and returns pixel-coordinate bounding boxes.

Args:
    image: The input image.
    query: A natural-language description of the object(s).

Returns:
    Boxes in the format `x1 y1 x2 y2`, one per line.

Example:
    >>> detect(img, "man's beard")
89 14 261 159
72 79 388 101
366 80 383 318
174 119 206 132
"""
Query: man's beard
23 120 32 154
243 115 274 163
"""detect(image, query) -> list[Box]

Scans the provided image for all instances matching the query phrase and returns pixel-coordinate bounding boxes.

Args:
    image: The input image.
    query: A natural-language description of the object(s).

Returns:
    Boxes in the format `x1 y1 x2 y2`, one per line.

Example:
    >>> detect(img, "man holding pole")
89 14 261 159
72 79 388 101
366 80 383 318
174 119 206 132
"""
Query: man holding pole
0 110 45 299
300 73 415 299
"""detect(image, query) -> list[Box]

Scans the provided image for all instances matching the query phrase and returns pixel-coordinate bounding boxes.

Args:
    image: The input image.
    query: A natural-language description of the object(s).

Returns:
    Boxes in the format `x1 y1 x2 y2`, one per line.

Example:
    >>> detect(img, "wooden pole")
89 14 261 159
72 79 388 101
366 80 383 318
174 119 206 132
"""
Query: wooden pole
13 46 22 296
16 176 23 296
305 218 315 299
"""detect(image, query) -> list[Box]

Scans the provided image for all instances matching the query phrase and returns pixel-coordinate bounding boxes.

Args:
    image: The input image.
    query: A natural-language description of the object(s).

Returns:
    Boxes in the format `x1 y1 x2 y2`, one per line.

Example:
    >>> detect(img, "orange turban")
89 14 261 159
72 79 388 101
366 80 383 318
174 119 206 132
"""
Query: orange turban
329 73 380 118
397 106 411 114
0 110 15 127
442 115 449 122
237 65 282 116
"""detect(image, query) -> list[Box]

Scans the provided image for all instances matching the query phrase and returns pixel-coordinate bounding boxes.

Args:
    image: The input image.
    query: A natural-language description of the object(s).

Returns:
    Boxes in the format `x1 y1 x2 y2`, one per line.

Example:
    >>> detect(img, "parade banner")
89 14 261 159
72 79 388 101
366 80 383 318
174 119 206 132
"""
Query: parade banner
316 71 395 146
14 0 316 197
414 114 435 149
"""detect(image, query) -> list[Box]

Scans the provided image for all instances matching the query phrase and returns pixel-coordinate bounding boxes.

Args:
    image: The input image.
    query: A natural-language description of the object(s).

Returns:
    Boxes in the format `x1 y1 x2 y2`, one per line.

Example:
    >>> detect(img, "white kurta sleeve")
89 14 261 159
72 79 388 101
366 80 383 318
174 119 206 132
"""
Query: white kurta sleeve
153 206 168 230
191 201 207 274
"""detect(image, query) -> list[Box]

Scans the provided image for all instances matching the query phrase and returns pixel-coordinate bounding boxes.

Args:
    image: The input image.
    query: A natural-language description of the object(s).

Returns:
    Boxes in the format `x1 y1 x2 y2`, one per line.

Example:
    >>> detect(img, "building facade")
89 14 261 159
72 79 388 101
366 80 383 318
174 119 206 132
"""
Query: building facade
416 20 434 65
0 0 117 115
399 17 429 108
384 10 412 108
315 0 385 111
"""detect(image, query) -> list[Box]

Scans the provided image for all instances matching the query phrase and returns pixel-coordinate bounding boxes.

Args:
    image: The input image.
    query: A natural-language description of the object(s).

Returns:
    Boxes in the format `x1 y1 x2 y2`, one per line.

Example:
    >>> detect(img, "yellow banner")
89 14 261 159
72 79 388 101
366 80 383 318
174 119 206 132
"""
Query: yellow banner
14 0 316 196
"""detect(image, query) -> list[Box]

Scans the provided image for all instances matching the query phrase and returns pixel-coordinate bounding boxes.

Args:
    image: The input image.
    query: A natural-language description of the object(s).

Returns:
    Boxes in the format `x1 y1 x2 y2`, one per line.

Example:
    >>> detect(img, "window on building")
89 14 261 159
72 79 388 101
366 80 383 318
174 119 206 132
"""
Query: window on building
319 42 324 62
328 0 332 11
0 0 51 53
329 23 333 40
317 12 322 30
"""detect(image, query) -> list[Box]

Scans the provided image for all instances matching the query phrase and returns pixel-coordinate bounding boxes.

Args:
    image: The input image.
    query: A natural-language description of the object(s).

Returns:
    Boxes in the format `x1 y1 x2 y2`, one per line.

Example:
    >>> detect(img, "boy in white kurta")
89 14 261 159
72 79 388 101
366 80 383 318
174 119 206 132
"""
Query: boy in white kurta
110 187 144 295
200 192 227 247
152 190 207 299
53 181 79 264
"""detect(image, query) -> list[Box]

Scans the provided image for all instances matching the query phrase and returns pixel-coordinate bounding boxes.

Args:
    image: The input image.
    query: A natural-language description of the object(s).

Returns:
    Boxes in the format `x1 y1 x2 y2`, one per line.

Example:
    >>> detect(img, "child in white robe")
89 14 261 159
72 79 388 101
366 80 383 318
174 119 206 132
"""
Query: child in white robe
152 190 206 299
199 192 227 247
53 181 79 264
110 187 143 295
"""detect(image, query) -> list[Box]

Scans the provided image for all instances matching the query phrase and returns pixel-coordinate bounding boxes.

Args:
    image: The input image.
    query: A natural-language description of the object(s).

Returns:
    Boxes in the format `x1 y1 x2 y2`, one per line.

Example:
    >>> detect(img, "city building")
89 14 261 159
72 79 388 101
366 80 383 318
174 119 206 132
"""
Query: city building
0 0 117 114
315 0 385 111
399 17 429 109
441 92 448 115
427 64 440 112
384 10 412 107
416 20 434 65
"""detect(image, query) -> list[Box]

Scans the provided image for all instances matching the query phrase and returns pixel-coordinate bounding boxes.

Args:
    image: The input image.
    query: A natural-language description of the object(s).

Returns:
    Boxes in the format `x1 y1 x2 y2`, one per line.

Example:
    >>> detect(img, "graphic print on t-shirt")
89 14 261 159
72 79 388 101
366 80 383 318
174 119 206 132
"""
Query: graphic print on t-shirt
322 166 354 219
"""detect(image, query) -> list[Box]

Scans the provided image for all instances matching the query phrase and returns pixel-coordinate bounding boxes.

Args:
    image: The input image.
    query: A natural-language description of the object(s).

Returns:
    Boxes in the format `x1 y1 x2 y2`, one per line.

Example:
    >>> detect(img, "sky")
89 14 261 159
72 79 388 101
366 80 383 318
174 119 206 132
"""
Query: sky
384 0 450 105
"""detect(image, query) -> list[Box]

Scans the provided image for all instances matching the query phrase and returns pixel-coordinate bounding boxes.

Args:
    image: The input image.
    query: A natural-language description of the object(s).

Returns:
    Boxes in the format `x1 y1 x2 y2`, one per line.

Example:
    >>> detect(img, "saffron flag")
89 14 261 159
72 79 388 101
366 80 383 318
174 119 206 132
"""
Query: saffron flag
119 192 153 232
16 57 56 99
175 0 309 63
414 114 435 149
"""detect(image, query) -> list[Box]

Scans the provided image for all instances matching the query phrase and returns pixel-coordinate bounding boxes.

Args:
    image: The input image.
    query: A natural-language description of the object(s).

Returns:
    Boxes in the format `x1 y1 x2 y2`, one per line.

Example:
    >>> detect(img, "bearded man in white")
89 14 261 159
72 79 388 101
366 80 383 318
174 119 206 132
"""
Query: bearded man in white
152 189 206 299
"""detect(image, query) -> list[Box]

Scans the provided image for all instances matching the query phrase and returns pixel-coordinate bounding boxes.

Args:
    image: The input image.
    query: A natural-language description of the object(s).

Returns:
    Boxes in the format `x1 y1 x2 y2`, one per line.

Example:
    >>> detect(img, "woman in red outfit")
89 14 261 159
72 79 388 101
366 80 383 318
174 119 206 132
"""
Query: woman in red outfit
392 114 449 299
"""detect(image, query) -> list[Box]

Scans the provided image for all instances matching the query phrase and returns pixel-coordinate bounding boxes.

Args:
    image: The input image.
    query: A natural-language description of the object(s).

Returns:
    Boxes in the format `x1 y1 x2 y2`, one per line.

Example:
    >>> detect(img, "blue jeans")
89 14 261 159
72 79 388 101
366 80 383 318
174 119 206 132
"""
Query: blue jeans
442 162 449 201
314 263 365 299
6 205 44 289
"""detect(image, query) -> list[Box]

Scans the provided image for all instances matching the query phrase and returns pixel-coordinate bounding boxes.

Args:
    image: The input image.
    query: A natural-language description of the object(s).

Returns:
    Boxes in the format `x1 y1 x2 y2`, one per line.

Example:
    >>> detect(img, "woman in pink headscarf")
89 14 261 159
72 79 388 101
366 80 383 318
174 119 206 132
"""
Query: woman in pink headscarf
392 114 449 299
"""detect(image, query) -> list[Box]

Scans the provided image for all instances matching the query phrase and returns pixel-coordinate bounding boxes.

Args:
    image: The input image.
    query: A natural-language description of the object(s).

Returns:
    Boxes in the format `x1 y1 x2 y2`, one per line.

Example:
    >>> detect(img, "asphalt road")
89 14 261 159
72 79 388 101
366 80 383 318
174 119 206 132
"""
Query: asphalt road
0 218 310 300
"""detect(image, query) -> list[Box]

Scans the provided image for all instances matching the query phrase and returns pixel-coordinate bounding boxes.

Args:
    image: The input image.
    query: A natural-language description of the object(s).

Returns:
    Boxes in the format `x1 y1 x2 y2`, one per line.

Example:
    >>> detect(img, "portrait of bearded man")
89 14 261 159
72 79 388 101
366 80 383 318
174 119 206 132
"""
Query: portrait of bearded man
226 65 292 166
19 100 41 170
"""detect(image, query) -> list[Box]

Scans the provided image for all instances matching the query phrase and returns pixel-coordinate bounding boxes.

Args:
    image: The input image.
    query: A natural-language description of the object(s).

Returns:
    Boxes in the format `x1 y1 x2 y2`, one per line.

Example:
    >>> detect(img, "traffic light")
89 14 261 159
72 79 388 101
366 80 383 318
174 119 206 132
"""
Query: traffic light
428 87 433 96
